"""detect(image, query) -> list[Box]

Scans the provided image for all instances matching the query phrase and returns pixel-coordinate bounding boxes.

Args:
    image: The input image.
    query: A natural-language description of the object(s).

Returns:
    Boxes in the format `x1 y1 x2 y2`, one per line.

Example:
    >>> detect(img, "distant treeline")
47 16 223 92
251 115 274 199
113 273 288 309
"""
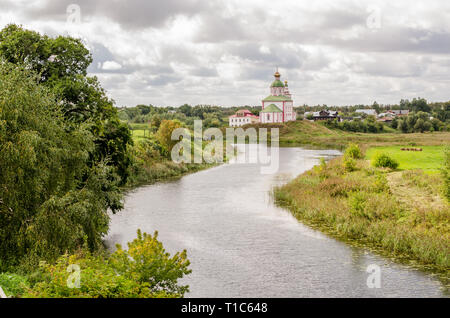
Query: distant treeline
118 104 261 129
120 98 449 134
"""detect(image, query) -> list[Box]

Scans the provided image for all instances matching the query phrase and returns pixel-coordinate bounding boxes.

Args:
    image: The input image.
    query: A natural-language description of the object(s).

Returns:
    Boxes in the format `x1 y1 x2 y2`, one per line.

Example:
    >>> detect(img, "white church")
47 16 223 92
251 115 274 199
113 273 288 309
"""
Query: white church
229 69 296 126
259 69 296 123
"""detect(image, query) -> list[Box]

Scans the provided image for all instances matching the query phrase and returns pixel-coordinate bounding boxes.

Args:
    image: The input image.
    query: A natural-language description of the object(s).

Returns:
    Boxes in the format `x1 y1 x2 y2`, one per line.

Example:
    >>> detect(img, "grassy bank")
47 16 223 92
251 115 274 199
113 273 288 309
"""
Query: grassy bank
365 145 445 174
126 160 217 188
274 146 449 285
273 121 450 149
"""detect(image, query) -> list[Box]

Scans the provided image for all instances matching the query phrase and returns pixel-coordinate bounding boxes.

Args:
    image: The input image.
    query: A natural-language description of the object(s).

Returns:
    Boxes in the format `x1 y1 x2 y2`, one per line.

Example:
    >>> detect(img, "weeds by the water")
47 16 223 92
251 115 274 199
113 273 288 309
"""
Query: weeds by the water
274 153 450 282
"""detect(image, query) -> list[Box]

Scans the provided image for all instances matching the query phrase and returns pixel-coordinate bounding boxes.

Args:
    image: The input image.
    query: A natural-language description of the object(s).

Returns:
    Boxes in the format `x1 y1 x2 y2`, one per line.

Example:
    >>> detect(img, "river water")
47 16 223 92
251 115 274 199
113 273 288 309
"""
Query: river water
106 146 447 297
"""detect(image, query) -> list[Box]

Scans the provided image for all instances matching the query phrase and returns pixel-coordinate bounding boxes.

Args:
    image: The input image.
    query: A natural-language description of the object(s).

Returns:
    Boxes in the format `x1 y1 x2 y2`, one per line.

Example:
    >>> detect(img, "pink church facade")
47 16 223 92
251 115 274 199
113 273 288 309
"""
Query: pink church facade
260 70 296 124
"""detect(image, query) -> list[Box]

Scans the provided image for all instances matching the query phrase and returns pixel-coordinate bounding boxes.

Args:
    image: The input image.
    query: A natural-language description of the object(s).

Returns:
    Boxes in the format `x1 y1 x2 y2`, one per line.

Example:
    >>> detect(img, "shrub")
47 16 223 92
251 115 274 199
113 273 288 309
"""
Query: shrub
319 177 360 197
349 191 401 220
442 147 450 201
372 152 399 169
343 156 357 172
22 230 191 298
156 120 183 155
0 273 29 297
345 143 363 159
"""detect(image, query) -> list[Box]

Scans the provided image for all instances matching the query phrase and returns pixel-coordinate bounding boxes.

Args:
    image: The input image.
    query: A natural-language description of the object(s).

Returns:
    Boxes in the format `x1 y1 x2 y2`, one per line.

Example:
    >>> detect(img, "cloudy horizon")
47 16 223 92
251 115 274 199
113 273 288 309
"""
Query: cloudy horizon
1 0 449 107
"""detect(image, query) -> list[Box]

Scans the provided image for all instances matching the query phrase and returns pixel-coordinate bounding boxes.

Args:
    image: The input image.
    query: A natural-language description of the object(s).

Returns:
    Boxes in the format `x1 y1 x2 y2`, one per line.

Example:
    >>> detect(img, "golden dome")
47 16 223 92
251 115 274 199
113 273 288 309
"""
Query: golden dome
274 71 280 77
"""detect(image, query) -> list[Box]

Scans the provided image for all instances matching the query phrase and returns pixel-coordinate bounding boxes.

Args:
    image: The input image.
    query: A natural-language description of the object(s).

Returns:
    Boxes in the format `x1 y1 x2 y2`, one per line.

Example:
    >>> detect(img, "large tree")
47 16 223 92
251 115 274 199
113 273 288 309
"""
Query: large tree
0 62 122 269
0 24 132 184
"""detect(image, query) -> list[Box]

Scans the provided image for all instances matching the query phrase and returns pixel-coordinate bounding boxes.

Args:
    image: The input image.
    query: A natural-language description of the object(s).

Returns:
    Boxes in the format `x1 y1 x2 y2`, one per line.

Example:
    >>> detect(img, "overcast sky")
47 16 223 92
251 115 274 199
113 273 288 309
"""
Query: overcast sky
1 0 449 107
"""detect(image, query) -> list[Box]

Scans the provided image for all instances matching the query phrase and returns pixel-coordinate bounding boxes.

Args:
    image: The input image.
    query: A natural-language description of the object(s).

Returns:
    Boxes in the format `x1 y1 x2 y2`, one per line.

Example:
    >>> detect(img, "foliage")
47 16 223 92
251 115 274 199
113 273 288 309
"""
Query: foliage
372 153 399 169
343 156 357 172
156 120 183 155
365 146 446 174
0 24 132 185
396 111 445 133
109 230 191 296
0 62 121 270
274 155 449 270
323 117 384 133
22 230 191 298
345 143 363 159
0 273 29 297
442 147 450 201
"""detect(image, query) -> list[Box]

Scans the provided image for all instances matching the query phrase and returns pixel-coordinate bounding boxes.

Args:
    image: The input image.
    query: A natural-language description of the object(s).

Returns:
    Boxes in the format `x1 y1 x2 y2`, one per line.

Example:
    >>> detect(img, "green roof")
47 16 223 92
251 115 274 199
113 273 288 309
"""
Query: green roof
262 95 292 102
261 104 282 113
271 79 285 87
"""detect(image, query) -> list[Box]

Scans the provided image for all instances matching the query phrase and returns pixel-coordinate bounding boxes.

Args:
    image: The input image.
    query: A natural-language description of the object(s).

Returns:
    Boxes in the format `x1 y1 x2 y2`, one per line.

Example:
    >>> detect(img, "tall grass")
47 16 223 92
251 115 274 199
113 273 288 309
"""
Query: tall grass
274 156 450 273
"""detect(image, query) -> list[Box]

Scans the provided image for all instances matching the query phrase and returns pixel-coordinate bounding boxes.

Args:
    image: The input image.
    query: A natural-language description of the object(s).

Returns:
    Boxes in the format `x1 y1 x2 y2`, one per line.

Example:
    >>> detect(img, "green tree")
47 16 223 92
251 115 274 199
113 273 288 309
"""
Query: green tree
156 120 183 154
150 114 162 131
0 62 122 269
0 24 132 184
410 98 431 113
22 230 191 298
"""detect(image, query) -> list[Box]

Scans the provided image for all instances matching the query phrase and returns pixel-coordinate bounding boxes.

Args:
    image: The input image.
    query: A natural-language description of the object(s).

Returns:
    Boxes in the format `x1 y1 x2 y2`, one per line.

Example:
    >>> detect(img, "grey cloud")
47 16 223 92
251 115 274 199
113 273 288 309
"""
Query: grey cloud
0 0 17 10
23 0 210 30
190 66 218 77
146 74 182 86
227 43 307 70
330 27 450 54
193 15 249 43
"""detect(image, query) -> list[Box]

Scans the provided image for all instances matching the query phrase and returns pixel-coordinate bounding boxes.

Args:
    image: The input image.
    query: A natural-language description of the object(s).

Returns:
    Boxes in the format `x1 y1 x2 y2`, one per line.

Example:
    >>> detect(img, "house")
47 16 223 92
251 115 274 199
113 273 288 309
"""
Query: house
259 69 296 123
377 117 394 122
377 111 396 118
305 110 339 121
355 109 377 116
229 109 259 127
390 110 410 116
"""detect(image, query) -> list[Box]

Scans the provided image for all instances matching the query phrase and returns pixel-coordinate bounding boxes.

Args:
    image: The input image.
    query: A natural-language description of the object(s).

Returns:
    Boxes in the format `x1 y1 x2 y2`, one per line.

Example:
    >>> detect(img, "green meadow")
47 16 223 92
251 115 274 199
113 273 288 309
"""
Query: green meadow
365 145 446 174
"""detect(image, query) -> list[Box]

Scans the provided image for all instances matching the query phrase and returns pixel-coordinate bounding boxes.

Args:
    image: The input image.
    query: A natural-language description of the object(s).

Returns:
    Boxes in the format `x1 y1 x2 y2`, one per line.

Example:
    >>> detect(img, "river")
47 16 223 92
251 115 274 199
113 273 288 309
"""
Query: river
106 146 447 297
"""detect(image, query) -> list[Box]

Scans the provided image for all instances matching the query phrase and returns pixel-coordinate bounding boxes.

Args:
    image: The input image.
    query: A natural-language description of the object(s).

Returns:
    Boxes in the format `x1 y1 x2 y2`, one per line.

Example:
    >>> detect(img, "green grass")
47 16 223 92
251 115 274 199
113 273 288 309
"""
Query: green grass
129 123 150 130
274 155 450 282
250 120 450 150
130 129 153 142
365 145 446 174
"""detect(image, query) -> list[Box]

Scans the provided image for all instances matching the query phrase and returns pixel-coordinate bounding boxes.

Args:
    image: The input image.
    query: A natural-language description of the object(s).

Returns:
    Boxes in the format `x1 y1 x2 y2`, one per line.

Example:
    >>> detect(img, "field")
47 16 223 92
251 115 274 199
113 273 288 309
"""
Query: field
127 123 153 142
365 145 446 174
242 120 450 149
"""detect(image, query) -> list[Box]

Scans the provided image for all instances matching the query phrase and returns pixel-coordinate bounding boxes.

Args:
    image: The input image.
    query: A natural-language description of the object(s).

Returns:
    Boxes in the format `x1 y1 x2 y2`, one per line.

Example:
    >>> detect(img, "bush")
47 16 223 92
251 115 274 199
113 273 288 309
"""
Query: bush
156 120 183 155
372 152 399 169
343 156 357 172
0 273 29 297
345 143 363 159
442 147 450 201
22 230 191 298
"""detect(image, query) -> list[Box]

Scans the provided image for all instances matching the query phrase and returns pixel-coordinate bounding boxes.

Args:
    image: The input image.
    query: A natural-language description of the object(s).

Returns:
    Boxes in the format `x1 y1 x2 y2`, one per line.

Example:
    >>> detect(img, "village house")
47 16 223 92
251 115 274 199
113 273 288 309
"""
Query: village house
229 109 259 127
390 109 410 116
355 109 377 116
304 110 340 121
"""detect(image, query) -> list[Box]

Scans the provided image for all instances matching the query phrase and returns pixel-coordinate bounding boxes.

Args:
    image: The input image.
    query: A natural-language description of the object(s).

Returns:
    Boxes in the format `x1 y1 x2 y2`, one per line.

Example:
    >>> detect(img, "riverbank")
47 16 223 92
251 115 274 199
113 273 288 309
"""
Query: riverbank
274 145 449 286
253 121 450 149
